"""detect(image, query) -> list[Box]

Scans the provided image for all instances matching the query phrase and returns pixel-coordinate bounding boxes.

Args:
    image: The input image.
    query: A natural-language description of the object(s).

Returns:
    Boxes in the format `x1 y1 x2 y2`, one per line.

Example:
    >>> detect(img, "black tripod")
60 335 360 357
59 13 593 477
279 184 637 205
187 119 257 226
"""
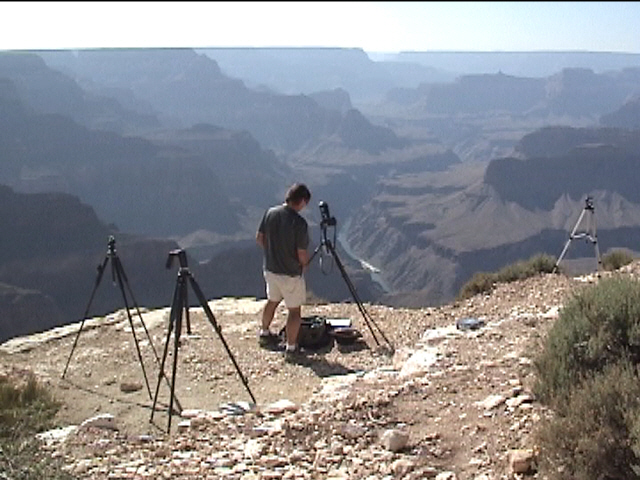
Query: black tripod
310 201 394 353
150 248 256 433
62 236 160 399
553 196 602 274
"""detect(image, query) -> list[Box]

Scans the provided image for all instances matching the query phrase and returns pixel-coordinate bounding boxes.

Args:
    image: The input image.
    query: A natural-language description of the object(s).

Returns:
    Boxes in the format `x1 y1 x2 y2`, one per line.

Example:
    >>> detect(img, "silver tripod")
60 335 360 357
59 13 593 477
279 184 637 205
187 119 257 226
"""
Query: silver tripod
553 196 602 273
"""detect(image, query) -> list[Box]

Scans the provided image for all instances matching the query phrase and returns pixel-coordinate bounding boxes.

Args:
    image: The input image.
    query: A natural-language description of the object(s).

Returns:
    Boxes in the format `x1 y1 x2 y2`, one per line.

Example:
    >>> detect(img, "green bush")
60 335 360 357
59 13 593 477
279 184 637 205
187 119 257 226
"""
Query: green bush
533 275 640 405
0 372 73 480
536 361 640 479
601 249 634 271
456 271 495 300
534 276 640 479
456 253 557 301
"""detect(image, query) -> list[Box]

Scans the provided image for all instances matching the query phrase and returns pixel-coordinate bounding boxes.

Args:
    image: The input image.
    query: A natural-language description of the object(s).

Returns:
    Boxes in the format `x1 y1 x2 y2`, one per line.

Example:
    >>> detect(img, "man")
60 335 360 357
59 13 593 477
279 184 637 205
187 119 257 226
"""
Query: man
256 183 311 361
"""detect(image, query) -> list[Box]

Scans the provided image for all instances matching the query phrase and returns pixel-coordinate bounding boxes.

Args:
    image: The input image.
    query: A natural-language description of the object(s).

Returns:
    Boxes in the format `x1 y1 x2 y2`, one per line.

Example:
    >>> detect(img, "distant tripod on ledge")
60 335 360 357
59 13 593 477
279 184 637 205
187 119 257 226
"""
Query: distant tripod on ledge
553 195 602 274
309 201 394 354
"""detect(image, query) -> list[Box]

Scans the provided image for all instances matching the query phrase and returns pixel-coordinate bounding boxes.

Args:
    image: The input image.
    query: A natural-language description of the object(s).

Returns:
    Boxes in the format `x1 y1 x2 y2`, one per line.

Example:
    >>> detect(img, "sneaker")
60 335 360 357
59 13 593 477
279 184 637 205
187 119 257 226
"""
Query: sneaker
283 348 306 365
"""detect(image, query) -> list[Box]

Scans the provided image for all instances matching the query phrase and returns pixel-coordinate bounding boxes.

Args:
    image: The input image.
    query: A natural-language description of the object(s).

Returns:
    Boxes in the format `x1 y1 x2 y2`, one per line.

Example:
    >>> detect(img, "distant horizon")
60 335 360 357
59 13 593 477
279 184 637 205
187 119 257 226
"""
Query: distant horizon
5 46 640 56
1 2 639 54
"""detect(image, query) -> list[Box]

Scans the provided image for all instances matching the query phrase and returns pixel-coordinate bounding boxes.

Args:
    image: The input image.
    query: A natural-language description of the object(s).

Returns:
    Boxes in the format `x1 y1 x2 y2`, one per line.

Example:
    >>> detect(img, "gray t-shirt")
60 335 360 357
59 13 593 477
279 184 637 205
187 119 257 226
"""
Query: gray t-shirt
258 203 309 276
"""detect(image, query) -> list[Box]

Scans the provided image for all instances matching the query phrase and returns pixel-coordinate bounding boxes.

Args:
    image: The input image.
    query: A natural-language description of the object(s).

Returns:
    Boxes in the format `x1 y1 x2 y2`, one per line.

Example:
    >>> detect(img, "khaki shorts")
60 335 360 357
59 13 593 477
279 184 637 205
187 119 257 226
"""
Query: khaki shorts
263 271 306 309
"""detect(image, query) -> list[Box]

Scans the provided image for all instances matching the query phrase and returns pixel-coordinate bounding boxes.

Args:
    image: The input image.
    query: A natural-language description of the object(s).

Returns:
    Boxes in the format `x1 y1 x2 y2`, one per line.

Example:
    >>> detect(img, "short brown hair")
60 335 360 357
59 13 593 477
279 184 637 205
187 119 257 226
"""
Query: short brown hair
285 183 311 204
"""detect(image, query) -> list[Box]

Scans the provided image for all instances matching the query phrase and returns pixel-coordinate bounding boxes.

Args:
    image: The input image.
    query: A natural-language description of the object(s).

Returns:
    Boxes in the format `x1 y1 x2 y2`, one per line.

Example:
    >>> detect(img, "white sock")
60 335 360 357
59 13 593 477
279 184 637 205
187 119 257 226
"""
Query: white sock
259 329 271 336
286 344 297 352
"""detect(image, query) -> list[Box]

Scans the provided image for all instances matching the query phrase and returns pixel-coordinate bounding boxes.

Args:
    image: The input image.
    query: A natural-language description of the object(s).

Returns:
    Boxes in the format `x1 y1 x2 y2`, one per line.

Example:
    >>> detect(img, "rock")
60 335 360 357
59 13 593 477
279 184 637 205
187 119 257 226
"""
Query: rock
243 438 266 459
505 393 534 409
507 448 537 474
263 399 298 414
391 458 416 475
177 420 191 430
399 348 439 378
36 425 78 445
120 381 143 393
180 408 204 418
435 472 457 480
78 413 117 431
381 428 409 452
476 394 506 410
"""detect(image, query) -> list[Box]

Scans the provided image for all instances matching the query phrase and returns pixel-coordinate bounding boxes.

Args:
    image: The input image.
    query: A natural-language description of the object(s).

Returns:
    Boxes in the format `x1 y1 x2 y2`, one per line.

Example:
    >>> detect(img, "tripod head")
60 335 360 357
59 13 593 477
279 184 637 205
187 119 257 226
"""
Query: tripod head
105 236 118 283
317 201 338 253
585 196 594 210
107 235 116 255
319 201 337 228
166 249 189 270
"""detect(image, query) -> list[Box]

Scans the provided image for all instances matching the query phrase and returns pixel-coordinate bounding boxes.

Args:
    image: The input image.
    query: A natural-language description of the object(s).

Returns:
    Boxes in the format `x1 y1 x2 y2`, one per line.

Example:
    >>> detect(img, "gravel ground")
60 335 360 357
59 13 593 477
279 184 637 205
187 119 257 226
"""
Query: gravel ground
3 264 640 478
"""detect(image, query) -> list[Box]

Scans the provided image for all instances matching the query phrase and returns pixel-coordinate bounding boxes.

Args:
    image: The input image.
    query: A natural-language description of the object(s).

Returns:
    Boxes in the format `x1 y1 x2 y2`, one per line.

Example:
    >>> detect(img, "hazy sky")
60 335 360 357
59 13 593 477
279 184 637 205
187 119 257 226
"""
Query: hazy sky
2 1 639 54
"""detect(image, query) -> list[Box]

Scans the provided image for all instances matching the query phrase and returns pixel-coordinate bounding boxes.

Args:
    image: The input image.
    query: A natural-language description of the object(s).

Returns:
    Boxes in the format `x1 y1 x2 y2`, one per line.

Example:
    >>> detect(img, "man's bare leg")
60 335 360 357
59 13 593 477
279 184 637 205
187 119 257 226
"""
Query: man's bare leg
285 306 302 348
261 300 280 332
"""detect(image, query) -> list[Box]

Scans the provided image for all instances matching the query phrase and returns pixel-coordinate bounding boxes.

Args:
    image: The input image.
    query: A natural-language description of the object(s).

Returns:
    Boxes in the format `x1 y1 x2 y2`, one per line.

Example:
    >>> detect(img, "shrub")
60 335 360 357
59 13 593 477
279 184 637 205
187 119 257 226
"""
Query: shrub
456 253 557 300
601 248 634 271
536 361 640 479
534 275 640 479
456 271 495 300
0 371 73 480
495 253 556 283
533 275 640 405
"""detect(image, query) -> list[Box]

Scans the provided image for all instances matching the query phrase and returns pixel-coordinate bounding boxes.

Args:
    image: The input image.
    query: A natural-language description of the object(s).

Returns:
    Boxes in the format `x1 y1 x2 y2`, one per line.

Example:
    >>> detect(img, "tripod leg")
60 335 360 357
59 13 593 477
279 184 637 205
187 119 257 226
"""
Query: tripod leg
554 208 587 272
184 288 192 335
554 238 573 273
590 210 602 272
326 241 395 351
187 274 256 404
151 276 181 424
167 291 184 434
116 257 183 412
308 243 322 264
115 256 164 366
62 256 109 379
113 258 153 399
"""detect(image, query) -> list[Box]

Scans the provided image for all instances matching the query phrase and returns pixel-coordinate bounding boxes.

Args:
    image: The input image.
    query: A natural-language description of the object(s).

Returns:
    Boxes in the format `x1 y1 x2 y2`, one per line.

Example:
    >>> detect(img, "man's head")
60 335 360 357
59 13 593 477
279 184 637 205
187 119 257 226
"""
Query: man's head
285 183 311 210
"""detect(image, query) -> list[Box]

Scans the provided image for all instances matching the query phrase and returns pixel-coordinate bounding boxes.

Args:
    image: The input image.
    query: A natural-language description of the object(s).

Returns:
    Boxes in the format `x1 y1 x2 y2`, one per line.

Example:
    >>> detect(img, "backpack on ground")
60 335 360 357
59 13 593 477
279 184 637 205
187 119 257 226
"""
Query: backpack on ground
279 315 332 350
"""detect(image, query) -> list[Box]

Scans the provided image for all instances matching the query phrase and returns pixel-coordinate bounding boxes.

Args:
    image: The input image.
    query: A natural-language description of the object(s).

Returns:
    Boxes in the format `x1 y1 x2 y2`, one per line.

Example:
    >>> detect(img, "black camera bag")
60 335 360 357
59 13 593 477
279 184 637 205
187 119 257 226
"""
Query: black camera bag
279 315 332 349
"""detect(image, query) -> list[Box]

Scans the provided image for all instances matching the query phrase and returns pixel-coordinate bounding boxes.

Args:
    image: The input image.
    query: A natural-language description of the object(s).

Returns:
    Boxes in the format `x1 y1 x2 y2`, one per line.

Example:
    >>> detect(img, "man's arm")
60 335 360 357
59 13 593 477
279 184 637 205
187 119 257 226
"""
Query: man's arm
297 248 309 272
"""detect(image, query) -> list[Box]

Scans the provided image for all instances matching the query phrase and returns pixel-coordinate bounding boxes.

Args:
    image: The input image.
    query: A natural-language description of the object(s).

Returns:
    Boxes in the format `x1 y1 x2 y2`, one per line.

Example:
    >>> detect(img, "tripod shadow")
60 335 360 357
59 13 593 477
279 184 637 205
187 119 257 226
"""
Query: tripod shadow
335 338 370 354
60 377 153 411
295 338 371 378
305 357 360 378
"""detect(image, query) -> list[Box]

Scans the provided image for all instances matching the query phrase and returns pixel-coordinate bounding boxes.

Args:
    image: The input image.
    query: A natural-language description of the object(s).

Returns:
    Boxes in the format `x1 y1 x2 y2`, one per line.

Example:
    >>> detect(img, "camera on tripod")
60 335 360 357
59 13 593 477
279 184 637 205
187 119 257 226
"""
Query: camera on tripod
309 201 395 353
585 196 594 210
319 201 337 228
166 249 188 269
